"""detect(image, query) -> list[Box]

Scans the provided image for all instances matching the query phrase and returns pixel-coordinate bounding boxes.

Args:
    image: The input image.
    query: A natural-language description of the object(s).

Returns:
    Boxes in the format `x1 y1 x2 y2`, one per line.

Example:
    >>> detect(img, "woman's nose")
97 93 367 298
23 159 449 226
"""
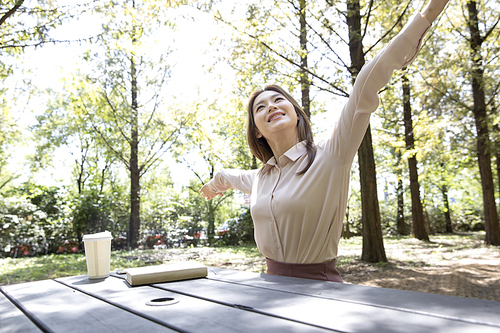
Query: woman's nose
267 104 277 112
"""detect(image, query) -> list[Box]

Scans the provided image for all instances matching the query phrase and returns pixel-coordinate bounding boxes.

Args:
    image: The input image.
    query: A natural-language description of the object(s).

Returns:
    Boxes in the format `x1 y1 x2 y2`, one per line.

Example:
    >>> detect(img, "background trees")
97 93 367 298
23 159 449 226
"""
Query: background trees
0 0 499 258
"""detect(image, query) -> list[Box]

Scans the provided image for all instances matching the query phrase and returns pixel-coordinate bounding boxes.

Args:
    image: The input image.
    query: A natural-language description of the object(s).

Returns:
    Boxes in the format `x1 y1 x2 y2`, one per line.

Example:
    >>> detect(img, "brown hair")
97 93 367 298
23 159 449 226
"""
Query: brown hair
246 84 316 175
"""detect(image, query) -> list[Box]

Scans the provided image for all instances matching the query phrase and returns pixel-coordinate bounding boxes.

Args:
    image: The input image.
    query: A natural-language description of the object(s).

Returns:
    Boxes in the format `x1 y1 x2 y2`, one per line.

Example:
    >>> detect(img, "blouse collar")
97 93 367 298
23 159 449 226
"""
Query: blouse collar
262 141 307 173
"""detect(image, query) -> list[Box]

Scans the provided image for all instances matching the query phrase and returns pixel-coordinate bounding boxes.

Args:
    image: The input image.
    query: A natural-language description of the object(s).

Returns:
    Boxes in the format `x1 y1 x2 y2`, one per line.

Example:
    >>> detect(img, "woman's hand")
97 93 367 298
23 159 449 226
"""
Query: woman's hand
422 0 450 23
199 184 223 201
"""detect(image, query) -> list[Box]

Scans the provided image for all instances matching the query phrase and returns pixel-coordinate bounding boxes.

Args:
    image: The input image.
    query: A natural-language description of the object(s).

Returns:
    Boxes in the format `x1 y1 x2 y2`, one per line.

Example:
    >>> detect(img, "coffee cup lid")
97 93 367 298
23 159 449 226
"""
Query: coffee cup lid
83 231 113 242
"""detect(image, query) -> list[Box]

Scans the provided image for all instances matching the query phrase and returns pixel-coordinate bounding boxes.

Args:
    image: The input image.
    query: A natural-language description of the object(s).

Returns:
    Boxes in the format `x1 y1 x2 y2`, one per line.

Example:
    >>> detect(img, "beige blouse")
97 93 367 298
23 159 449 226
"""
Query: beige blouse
207 13 431 264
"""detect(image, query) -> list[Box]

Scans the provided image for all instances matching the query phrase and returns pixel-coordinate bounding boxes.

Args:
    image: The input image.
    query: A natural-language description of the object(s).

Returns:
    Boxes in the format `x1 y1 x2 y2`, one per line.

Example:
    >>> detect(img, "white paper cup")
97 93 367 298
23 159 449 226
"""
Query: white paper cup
83 231 113 279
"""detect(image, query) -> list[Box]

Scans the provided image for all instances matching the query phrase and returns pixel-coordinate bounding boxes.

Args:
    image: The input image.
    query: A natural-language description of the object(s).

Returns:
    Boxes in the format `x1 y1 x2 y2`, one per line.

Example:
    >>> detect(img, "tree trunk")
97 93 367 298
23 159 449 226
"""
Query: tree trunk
394 147 407 235
497 151 500 211
494 124 500 210
129 53 141 249
343 204 351 239
441 185 453 233
396 176 407 235
467 0 500 245
252 155 258 170
206 165 216 245
402 75 429 241
347 0 386 262
298 0 310 119
358 127 387 261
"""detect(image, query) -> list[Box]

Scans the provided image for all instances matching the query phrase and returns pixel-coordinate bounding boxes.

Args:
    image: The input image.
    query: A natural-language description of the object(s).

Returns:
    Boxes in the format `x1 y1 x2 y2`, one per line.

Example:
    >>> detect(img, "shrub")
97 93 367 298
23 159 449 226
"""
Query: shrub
216 208 254 246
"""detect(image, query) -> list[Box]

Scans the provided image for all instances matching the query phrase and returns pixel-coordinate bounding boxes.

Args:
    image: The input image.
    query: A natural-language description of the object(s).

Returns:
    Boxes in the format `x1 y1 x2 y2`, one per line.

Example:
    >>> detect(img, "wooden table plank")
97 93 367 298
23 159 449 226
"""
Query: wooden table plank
1 279 176 333
150 269 500 333
0 289 42 333
57 275 338 333
208 267 500 326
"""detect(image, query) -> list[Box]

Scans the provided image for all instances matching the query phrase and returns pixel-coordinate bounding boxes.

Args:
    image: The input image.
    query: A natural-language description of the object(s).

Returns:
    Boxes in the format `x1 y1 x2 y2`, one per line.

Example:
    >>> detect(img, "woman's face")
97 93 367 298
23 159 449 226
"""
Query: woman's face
252 91 299 140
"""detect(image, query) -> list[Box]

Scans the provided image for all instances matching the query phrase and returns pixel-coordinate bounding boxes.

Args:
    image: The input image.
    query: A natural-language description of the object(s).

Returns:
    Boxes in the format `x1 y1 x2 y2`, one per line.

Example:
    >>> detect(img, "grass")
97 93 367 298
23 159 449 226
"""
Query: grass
0 244 266 286
1 232 498 286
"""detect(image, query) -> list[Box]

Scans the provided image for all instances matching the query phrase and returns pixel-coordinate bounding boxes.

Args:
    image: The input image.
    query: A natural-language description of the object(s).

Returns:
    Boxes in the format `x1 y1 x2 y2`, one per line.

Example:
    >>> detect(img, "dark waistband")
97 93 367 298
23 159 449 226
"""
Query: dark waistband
265 257 343 283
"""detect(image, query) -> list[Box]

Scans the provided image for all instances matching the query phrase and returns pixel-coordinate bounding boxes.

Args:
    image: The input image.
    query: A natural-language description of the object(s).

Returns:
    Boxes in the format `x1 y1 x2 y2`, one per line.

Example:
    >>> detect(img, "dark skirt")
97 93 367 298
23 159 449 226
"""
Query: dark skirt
265 257 343 283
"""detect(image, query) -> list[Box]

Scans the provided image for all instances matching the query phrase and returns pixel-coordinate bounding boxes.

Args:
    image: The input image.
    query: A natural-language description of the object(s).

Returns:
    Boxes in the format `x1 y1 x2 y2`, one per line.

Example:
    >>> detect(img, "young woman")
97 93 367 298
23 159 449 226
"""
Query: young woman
200 0 449 282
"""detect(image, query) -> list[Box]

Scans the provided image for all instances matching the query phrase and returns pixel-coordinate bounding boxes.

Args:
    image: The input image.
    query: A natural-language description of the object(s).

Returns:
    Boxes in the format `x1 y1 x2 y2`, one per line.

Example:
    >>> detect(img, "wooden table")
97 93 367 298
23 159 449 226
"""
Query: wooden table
1 267 500 332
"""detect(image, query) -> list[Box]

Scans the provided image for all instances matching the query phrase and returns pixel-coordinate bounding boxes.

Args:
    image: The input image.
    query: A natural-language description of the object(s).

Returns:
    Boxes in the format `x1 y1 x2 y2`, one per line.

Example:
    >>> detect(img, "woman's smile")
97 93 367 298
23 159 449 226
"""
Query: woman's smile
268 111 286 122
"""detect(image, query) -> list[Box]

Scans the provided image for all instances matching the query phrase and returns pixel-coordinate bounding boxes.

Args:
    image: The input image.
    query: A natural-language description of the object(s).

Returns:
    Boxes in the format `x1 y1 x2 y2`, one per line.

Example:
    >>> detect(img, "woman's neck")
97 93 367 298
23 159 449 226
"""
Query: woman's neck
267 132 300 162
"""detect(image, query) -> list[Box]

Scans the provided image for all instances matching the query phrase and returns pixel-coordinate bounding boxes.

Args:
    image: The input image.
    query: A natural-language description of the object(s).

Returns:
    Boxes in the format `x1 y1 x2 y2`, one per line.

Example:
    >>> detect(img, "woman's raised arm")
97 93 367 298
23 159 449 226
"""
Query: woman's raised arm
322 0 449 164
422 0 449 23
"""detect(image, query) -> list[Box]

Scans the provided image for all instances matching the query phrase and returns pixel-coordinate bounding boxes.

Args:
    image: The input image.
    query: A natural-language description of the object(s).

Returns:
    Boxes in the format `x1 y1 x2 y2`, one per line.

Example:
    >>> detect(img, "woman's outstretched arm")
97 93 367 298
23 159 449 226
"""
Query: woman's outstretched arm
422 0 449 23
324 0 449 164
199 168 259 201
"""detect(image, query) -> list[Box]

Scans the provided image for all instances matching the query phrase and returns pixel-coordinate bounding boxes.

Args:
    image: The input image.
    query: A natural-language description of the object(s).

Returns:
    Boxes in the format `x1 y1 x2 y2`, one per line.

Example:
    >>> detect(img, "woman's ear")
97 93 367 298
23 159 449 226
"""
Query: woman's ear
256 129 263 139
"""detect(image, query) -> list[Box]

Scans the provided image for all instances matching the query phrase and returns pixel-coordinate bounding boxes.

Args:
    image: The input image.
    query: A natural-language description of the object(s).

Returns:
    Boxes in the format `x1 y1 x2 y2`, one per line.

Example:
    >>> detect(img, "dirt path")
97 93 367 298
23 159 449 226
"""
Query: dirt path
337 235 500 301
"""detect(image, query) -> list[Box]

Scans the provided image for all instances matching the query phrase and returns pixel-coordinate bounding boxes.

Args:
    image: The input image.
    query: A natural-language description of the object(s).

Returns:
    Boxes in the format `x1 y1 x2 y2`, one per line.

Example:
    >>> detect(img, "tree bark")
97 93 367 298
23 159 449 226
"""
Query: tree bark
396 176 407 235
129 54 141 249
298 0 310 119
497 151 500 211
207 165 216 245
441 185 453 233
394 146 407 235
402 75 429 241
358 127 387 261
467 0 500 245
343 203 351 239
347 0 387 262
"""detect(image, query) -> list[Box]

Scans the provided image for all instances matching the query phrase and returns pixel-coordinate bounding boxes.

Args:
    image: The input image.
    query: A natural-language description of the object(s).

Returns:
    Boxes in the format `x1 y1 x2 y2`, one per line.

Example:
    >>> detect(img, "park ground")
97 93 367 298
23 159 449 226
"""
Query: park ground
1 232 499 302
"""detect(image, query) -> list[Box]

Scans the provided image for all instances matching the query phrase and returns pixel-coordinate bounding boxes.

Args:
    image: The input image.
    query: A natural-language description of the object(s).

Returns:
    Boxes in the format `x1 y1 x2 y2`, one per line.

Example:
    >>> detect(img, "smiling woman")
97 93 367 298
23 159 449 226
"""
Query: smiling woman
199 0 450 282
247 85 315 176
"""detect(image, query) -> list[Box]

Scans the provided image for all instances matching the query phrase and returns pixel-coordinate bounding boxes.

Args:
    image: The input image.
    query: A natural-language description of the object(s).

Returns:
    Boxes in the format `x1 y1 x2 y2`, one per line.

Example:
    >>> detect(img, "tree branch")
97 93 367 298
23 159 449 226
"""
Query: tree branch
214 12 349 98
362 0 374 39
364 0 412 56
305 17 349 70
102 91 132 145
0 173 19 190
138 116 191 177
77 91 130 168
418 72 472 112
0 0 24 28
482 13 500 43
445 10 469 42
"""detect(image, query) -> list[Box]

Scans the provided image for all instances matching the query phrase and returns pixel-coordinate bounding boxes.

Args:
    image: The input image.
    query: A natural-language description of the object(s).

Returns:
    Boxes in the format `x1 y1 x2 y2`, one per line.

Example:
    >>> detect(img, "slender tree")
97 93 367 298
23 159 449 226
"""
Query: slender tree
347 0 387 262
80 0 190 248
298 0 311 118
402 74 429 241
465 0 500 245
395 148 408 235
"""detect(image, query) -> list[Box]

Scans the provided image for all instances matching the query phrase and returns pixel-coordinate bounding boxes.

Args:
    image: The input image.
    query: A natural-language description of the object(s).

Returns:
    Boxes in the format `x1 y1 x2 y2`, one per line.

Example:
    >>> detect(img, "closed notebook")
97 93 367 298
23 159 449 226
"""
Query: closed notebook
125 262 208 286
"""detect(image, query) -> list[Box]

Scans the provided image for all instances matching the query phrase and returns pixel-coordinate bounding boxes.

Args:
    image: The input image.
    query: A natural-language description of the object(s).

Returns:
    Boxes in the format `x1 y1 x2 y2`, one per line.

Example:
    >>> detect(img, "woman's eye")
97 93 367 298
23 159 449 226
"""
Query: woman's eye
256 106 264 112
275 97 284 102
